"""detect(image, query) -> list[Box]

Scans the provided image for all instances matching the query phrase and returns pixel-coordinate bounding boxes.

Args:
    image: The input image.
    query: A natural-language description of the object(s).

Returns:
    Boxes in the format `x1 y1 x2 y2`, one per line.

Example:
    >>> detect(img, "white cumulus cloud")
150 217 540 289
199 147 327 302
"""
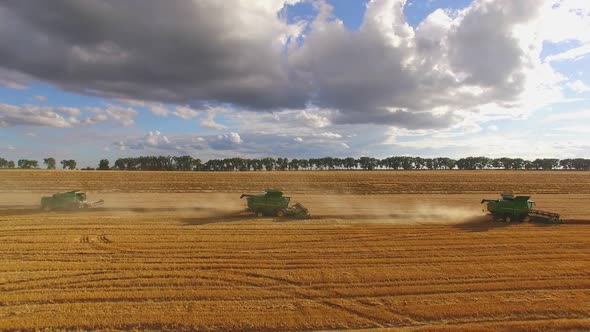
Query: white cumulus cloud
173 106 200 120
199 107 228 130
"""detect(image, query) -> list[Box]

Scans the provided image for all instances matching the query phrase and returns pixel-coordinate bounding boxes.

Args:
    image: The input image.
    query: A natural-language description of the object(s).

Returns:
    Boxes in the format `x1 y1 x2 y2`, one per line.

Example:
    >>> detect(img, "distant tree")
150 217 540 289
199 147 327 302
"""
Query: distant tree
17 159 39 169
276 158 289 171
0 158 8 168
261 157 275 171
358 157 378 170
560 159 573 170
192 158 203 171
7 160 15 168
60 159 77 170
414 157 425 170
343 157 357 170
43 157 56 169
400 156 415 170
491 158 505 169
509 158 525 170
570 158 590 170
456 157 490 170
432 157 455 170
288 159 300 170
98 159 110 170
247 158 261 171
74 155 590 172
114 158 127 170
532 158 559 170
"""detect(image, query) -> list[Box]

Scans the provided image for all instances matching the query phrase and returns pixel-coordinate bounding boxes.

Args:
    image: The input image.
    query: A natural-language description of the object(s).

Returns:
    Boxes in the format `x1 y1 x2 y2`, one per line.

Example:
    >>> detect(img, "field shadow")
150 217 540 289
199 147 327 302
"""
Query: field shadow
0 207 45 216
98 207 223 214
312 213 438 221
452 215 574 232
177 211 258 226
452 215 509 232
0 206 227 217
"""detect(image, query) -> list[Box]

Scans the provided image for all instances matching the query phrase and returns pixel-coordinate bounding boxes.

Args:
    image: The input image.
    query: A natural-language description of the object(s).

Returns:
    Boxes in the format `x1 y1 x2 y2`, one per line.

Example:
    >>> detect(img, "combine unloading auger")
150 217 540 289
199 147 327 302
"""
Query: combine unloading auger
481 193 563 224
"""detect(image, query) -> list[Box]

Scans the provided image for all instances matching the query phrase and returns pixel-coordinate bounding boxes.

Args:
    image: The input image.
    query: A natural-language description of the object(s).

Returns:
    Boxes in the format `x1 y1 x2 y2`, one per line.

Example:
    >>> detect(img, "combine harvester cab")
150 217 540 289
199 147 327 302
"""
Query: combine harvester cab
240 189 311 219
481 193 563 224
41 190 104 211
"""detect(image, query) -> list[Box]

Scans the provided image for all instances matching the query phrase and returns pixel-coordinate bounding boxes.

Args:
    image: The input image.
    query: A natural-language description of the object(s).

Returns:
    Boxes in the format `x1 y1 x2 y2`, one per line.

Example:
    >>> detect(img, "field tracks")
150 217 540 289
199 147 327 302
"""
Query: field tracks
0 170 589 330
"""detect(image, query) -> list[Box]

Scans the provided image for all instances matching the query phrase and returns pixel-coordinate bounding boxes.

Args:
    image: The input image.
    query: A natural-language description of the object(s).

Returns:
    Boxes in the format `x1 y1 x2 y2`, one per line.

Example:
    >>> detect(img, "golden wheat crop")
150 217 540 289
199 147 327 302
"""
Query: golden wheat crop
0 170 589 331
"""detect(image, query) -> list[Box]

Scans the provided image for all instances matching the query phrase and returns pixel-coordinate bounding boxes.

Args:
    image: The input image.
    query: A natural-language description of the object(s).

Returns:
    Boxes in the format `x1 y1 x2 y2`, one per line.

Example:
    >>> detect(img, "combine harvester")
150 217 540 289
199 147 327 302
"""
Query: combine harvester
41 190 104 211
241 189 311 219
481 193 563 224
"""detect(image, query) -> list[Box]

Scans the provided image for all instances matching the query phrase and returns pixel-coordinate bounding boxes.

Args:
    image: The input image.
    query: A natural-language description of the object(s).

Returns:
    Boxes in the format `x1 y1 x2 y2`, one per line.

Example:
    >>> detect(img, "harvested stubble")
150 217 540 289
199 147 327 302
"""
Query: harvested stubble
0 170 589 331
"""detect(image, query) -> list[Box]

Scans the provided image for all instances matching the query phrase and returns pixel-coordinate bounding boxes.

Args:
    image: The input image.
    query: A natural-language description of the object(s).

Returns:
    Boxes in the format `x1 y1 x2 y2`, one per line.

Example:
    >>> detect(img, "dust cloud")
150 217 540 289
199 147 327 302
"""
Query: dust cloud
295 192 485 225
0 191 486 225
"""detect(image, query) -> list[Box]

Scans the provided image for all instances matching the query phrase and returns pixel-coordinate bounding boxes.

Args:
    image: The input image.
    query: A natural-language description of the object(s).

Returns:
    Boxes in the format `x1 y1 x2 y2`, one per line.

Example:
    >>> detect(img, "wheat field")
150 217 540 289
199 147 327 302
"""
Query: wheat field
0 170 589 331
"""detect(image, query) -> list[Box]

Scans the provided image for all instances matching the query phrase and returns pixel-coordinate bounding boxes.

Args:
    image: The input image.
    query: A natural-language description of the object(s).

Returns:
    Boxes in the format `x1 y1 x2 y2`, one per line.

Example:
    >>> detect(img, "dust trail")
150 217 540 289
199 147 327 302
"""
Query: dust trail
410 204 482 225
0 191 487 225
300 192 485 225
312 205 483 225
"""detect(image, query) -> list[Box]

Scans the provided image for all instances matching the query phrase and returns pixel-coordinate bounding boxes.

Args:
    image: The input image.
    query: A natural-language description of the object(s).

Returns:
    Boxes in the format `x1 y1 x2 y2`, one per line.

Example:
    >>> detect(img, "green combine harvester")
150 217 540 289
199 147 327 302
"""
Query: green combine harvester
41 190 104 211
240 189 311 219
481 193 563 224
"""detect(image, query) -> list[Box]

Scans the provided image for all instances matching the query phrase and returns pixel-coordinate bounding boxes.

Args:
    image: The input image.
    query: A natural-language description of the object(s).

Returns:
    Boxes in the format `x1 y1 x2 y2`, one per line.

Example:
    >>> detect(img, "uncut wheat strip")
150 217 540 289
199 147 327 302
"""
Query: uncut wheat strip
374 290 590 323
225 264 590 286
5 230 578 248
4 256 587 272
0 271 240 293
0 270 110 288
0 285 298 306
249 275 590 297
7 281 585 311
2 261 587 281
317 278 590 299
4 265 586 294
408 318 590 332
8 282 588 319
230 268 590 295
0 297 370 331
5 234 587 255
5 260 584 289
4 245 586 264
4 249 582 264
0 284 546 308
4 241 586 255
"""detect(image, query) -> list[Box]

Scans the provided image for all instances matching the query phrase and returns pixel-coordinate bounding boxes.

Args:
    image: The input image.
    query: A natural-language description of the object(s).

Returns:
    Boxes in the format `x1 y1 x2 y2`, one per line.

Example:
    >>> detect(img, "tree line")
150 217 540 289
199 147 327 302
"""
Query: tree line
2 156 590 171
0 157 77 170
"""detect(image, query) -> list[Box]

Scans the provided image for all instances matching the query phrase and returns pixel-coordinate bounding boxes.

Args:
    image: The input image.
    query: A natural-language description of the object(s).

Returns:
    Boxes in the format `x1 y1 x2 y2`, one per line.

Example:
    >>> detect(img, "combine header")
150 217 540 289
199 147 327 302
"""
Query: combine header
241 189 311 219
481 193 563 224
41 190 104 211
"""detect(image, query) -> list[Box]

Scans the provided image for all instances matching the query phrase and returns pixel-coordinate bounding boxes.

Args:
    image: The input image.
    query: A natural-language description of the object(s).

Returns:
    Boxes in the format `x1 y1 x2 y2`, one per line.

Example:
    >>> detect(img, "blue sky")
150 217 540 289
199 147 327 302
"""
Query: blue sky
0 0 589 167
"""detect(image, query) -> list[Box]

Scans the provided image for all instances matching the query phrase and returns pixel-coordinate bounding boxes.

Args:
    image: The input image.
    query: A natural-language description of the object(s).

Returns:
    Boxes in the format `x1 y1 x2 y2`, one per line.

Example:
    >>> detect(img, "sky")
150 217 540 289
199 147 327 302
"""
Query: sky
0 0 589 167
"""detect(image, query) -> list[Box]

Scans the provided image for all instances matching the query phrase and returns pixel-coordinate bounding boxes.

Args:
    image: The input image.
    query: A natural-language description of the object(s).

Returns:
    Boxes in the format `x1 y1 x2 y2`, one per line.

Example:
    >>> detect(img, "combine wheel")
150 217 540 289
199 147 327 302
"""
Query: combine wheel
520 215 530 223
276 209 285 217
42 205 52 212
504 214 512 223
256 210 264 217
